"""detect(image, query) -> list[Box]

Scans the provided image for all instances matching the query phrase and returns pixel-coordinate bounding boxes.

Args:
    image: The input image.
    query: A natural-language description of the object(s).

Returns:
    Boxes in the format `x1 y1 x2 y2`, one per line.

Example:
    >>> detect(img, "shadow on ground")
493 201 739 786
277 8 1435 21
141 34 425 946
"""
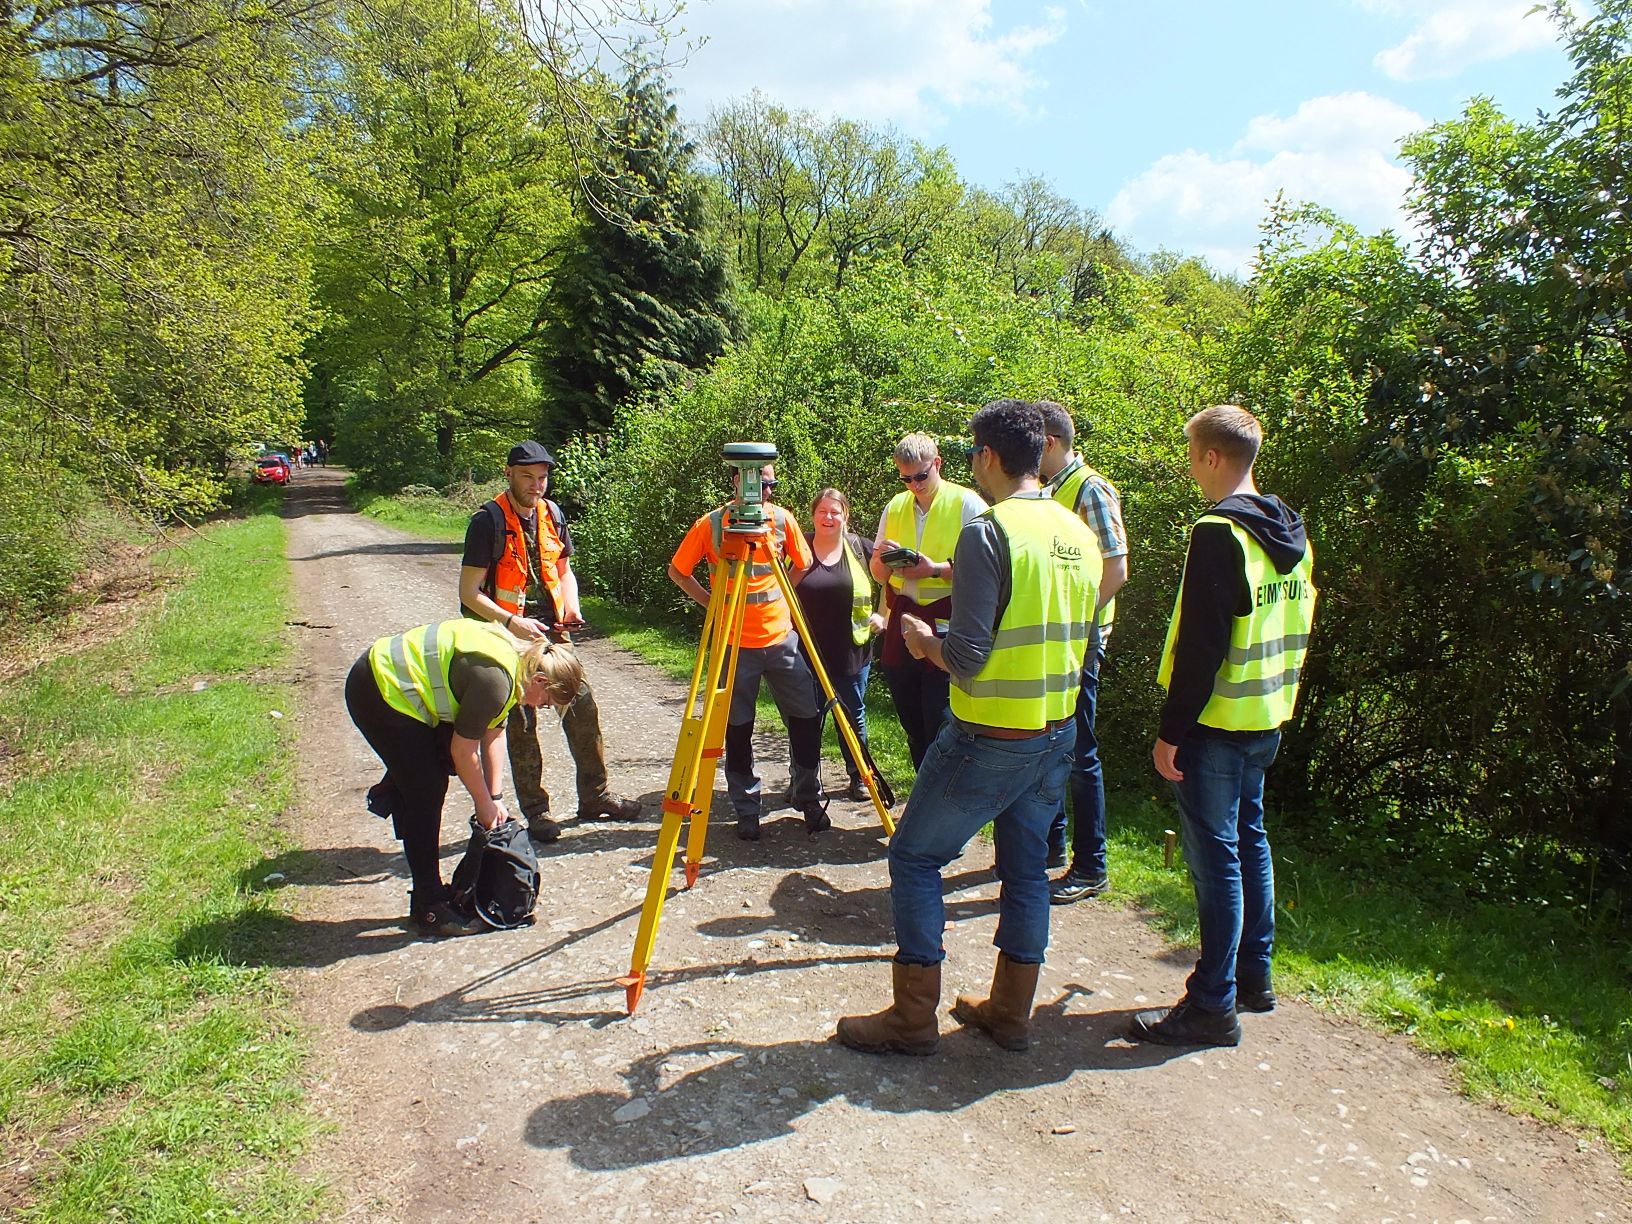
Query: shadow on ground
520 991 1190 1169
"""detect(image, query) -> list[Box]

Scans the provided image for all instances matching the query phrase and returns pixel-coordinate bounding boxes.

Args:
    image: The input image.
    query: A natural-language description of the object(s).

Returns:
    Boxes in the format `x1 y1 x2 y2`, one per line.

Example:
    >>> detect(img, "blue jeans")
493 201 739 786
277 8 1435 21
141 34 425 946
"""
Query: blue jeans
812 664 870 783
1047 632 1106 877
1170 731 1281 1013
888 717 1075 966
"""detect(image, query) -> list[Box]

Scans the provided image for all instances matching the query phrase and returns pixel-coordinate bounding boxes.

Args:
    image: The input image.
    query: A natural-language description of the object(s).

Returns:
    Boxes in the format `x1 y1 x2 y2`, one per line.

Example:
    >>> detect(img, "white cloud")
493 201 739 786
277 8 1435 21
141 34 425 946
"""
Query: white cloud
1106 93 1427 277
1368 0 1562 81
668 0 1064 129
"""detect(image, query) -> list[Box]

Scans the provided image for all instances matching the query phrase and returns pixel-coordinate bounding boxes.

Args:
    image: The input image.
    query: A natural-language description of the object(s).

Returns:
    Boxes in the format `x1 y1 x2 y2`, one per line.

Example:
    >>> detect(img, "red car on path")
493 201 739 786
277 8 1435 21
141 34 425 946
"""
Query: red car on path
253 455 290 485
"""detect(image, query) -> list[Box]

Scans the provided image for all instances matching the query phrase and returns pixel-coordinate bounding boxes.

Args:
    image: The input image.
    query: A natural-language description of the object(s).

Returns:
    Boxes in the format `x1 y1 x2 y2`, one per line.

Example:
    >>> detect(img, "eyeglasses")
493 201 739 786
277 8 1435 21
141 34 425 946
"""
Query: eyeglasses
899 469 934 485
760 480 778 492
965 444 987 460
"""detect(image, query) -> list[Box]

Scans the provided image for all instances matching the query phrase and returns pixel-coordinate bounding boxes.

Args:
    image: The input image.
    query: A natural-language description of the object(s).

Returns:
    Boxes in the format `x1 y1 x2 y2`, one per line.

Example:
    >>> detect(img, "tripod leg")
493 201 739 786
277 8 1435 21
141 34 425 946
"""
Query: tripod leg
683 559 753 883
620 552 754 1013
770 549 897 836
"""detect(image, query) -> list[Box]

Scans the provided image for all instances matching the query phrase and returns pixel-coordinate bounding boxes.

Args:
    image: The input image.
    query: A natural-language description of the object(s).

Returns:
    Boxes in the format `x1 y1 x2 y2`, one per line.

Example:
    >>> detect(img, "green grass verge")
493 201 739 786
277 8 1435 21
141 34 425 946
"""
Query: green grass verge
350 480 490 542
0 496 326 1221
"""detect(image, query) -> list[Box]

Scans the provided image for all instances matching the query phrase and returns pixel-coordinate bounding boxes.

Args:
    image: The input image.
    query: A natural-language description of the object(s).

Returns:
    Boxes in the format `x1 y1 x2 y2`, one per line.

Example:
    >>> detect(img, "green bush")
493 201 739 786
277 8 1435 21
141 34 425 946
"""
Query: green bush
0 454 102 619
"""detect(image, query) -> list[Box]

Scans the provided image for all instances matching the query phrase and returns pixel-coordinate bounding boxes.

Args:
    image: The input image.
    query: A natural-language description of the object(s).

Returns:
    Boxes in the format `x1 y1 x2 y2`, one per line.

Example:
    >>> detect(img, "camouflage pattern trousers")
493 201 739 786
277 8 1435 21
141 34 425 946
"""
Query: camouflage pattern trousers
506 680 612 820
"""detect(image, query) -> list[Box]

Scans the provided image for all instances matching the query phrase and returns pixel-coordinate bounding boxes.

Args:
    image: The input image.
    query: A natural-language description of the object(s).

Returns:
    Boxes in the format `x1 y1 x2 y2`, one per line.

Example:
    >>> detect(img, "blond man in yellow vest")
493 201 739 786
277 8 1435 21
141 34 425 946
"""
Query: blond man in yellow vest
1131 405 1317 1048
870 432 987 768
839 401 1100 1057
459 441 640 845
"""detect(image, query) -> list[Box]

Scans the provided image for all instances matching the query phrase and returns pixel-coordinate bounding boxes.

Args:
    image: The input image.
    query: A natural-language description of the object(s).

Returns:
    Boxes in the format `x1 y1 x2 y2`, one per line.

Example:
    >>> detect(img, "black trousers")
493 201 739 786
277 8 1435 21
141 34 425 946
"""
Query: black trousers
345 654 452 912
881 661 952 770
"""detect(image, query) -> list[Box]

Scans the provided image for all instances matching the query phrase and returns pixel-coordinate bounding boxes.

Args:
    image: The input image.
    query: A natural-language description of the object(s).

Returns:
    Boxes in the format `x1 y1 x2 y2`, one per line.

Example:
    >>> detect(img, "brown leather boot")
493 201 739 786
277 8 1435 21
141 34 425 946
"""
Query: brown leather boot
951 953 1041 1051
835 962 941 1055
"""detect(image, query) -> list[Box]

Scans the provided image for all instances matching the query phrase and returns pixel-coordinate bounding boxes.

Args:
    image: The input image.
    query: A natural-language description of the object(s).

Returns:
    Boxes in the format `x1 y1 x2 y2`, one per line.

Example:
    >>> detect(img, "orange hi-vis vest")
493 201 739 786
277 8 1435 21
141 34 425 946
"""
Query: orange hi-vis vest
486 494 565 616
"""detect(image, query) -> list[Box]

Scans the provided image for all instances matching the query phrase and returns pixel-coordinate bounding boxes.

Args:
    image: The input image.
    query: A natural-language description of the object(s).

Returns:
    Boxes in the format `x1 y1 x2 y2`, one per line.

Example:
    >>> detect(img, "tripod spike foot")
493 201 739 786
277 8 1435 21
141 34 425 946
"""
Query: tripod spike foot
616 972 646 1014
684 860 700 888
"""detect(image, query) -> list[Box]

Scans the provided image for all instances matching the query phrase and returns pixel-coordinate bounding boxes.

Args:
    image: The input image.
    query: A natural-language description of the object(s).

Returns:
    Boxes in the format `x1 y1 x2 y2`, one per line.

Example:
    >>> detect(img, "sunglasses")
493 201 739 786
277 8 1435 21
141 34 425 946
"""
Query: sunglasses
760 480 778 492
899 469 934 484
965 444 986 460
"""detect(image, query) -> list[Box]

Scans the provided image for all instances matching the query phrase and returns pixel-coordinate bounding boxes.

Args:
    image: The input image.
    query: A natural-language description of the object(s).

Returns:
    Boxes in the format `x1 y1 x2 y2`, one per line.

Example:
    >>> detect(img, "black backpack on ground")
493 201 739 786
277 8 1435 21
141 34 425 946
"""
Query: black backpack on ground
450 817 540 930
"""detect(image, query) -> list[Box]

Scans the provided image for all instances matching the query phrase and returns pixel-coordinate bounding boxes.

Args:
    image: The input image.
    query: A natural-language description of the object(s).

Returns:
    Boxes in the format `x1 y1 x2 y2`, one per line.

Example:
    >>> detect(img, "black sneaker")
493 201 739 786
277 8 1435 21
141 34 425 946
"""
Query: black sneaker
1049 868 1110 905
415 900 482 937
803 804 832 836
736 813 762 841
1128 996 1241 1047
527 815 562 844
1237 977 1277 1013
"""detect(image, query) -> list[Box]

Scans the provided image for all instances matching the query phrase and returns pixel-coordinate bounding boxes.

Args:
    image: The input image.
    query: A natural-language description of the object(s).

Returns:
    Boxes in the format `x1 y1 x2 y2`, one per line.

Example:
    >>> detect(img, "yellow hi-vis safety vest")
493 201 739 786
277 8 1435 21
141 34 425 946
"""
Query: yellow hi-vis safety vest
369 619 521 729
883 480 976 603
950 496 1103 730
839 532 871 646
1157 514 1317 731
1050 457 1118 638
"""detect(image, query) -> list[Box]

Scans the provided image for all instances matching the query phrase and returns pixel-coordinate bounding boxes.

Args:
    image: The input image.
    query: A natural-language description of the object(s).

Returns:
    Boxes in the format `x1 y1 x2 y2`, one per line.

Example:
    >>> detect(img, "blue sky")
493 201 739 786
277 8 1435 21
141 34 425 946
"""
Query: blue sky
662 0 1581 275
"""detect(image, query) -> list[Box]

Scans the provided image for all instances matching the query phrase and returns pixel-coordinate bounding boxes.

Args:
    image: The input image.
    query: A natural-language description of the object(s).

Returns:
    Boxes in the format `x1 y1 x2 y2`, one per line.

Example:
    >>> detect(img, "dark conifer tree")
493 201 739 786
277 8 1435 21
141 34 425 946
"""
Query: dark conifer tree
539 64 738 436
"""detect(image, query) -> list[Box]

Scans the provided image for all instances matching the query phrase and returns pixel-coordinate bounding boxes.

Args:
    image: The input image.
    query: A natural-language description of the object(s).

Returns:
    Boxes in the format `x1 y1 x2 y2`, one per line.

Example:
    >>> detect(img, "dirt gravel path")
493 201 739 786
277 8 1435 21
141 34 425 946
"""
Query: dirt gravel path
277 467 1628 1223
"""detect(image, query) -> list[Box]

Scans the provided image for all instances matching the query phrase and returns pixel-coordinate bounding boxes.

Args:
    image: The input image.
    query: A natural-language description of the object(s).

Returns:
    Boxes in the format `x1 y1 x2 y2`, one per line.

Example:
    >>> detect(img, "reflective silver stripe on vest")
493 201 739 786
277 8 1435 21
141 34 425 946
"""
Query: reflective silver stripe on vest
1225 633 1311 667
422 631 455 721
989 620 1091 651
388 633 433 722
956 670 1081 700
1213 666 1302 700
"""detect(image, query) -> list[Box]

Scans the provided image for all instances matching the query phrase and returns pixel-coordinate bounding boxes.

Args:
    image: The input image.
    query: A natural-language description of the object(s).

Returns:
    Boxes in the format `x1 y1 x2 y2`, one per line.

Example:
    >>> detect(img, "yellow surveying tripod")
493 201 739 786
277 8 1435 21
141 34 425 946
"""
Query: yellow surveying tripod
618 442 895 1014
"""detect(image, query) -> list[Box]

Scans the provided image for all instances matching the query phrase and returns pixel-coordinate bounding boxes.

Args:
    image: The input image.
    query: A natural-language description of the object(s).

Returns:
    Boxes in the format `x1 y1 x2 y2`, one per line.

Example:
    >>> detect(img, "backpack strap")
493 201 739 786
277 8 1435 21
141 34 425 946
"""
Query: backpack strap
483 499 506 597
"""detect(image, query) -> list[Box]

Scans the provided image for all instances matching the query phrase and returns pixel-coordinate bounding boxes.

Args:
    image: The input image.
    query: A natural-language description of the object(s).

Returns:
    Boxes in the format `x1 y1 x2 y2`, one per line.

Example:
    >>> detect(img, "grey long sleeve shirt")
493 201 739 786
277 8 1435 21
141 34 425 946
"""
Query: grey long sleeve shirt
937 491 1057 682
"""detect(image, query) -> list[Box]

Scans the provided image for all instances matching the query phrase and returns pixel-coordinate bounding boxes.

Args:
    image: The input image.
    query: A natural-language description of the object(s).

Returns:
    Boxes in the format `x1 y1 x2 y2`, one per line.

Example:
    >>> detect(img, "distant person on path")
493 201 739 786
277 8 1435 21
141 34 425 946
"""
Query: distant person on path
345 619 582 935
1130 405 1317 1048
1037 401 1129 904
668 461 827 839
459 441 642 844
838 400 1100 1056
870 432 987 769
793 487 884 802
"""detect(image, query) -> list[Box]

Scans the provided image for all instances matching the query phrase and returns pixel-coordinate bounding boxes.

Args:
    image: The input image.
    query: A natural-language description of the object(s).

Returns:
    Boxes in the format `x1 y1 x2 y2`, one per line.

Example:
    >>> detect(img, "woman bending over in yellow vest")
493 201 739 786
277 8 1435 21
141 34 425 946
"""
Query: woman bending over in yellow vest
344 619 583 936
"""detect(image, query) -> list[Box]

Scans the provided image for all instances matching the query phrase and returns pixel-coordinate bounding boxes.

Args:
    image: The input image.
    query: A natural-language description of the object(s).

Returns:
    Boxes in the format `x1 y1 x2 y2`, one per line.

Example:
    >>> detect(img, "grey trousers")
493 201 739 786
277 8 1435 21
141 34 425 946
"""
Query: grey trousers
724 635 823 818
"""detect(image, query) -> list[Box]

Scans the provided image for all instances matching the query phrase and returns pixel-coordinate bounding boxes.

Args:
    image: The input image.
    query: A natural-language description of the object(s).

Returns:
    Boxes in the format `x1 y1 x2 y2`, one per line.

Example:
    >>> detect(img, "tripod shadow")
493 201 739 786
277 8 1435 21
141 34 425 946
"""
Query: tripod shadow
521 987 1195 1170
348 945 887 1031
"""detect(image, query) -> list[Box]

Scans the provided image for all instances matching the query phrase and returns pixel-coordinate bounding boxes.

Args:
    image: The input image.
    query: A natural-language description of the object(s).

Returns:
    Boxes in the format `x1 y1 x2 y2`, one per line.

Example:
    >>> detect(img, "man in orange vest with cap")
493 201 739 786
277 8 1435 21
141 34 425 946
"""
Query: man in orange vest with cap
458 440 641 843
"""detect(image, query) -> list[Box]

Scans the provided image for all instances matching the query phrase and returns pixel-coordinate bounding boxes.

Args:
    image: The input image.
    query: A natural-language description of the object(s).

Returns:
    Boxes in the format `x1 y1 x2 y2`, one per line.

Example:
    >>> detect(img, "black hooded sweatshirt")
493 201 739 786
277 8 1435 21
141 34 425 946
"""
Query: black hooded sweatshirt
1158 492 1309 745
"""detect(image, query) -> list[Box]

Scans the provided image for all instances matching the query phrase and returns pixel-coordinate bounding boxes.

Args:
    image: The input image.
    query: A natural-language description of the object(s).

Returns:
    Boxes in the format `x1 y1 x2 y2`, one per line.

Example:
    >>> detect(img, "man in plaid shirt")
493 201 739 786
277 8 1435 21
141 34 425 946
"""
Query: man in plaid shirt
1038 402 1129 903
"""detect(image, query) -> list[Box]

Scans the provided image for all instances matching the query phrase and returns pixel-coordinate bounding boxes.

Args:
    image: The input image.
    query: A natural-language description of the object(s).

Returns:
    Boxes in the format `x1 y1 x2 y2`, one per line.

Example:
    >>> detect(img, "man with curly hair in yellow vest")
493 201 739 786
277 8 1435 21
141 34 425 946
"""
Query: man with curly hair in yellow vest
1130 405 1317 1048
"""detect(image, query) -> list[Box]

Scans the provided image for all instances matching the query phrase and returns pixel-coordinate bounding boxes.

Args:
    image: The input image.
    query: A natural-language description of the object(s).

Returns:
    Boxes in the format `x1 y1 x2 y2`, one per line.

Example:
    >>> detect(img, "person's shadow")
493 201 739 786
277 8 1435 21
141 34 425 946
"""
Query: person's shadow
521 987 1196 1170
695 867 996 946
